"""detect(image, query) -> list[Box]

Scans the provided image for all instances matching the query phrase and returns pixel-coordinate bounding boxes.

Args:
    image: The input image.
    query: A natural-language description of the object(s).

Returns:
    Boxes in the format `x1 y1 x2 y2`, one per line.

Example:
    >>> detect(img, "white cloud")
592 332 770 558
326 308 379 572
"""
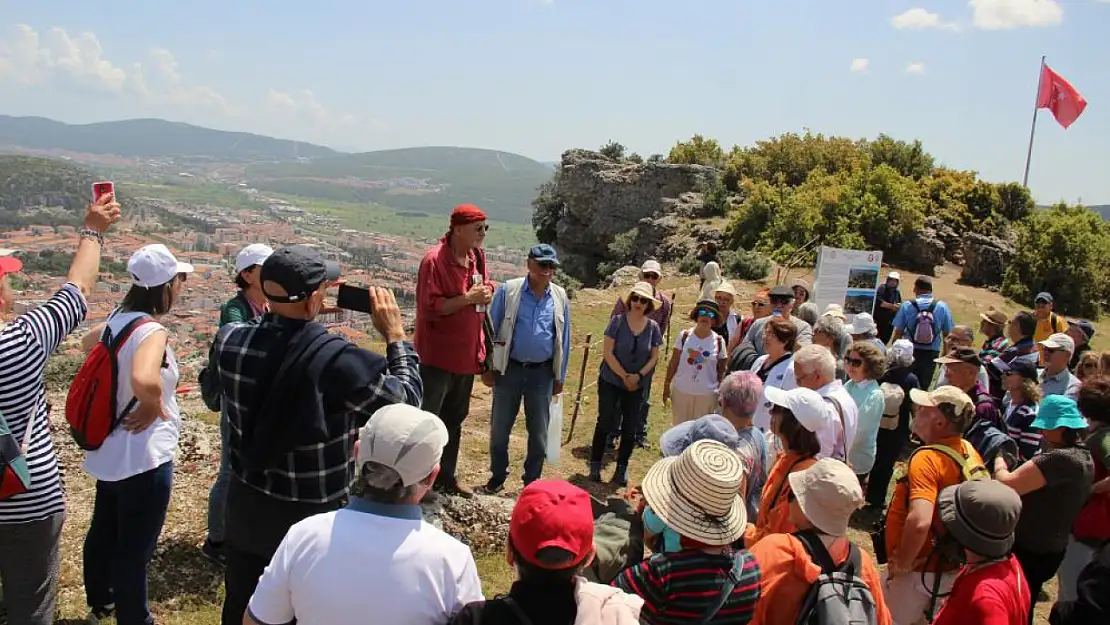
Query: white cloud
892 8 959 30
970 0 1063 29
906 62 927 74
0 24 127 92
850 58 870 73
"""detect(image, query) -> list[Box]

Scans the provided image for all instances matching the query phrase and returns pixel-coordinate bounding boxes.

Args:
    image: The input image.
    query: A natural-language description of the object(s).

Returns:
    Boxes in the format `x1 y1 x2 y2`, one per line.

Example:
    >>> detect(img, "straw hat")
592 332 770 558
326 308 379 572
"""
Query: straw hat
628 281 661 304
823 304 846 320
788 458 863 537
640 439 747 546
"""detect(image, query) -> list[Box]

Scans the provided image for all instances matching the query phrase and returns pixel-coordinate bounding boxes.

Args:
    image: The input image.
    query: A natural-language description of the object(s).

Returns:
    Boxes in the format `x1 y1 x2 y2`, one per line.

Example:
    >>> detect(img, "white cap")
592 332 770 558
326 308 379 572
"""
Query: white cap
888 271 901 281
845 312 877 335
764 387 835 437
235 244 274 273
640 260 662 276
1039 332 1076 354
356 404 449 487
128 244 194 288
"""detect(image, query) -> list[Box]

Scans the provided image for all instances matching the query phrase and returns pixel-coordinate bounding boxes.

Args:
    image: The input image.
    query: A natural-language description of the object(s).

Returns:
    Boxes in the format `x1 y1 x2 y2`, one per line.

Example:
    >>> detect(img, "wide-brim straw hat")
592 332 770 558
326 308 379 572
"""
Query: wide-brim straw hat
628 281 661 304
640 439 747 546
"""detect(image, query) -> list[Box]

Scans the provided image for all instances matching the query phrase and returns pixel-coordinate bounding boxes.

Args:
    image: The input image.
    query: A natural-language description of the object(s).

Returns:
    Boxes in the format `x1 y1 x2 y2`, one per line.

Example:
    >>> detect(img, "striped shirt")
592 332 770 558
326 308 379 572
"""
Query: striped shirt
0 283 86 523
1004 400 1042 461
613 549 760 624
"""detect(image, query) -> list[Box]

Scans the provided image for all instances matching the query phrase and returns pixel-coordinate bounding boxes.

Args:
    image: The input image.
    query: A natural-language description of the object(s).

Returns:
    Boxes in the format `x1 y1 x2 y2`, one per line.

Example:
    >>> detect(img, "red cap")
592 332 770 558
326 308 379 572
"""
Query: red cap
0 254 22 278
450 204 487 227
510 480 595 569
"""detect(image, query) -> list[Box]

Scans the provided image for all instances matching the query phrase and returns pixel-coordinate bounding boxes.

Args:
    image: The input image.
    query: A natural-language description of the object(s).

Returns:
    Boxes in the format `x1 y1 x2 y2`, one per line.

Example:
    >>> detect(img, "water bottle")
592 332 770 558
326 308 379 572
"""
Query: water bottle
472 273 486 313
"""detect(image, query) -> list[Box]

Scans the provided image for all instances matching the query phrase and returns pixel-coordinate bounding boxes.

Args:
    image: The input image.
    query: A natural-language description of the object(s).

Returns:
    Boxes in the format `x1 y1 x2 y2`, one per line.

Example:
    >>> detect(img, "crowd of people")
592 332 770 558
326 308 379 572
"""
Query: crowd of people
0 196 1107 625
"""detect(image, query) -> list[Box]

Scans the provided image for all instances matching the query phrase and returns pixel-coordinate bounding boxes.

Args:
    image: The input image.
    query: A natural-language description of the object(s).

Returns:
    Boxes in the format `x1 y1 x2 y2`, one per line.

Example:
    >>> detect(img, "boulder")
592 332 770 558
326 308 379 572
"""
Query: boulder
895 228 946 276
606 265 643 288
926 217 964 265
960 233 1015 288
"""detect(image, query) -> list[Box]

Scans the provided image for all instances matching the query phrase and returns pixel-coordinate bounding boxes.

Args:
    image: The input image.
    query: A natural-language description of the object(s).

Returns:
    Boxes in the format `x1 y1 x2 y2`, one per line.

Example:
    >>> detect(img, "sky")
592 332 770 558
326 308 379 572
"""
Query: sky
0 1 1107 204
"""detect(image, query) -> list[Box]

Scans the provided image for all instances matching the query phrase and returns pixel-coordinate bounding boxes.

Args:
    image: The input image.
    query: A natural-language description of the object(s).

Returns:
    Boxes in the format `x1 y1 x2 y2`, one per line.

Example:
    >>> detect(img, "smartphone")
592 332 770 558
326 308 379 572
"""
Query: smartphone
336 284 373 314
92 181 115 202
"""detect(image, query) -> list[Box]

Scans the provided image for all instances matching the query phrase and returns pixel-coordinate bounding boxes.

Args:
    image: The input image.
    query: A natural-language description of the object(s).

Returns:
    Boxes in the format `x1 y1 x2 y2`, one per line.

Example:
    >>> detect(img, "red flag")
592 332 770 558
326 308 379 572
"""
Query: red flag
1036 63 1087 129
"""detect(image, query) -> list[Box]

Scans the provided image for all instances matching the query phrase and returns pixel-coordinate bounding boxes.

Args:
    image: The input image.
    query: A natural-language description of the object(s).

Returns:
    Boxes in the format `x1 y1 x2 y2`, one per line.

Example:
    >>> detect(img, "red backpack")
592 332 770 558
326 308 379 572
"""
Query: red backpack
65 316 155 451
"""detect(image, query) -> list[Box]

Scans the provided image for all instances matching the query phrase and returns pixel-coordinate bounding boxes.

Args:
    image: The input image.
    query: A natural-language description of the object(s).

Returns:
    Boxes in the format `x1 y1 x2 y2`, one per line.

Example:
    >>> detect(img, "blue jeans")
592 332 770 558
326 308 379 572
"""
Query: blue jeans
83 461 174 625
489 361 555 485
206 407 231 543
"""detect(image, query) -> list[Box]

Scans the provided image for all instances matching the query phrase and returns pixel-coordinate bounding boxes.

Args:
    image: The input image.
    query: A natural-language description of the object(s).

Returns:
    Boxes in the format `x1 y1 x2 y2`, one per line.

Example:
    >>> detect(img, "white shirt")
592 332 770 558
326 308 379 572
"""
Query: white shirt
671 329 727 396
816 379 858 462
248 499 483 625
749 354 797 430
84 311 181 482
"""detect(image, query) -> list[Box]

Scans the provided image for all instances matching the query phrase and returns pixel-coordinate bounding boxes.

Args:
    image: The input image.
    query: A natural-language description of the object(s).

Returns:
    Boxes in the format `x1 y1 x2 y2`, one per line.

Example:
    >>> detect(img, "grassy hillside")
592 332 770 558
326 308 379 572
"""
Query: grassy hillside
0 116 339 161
245 146 553 223
0 155 99 226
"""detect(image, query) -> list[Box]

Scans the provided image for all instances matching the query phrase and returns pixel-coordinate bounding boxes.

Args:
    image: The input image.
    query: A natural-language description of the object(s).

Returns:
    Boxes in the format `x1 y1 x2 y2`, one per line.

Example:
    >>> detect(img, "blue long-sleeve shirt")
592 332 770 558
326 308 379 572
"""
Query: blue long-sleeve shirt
490 278 571 382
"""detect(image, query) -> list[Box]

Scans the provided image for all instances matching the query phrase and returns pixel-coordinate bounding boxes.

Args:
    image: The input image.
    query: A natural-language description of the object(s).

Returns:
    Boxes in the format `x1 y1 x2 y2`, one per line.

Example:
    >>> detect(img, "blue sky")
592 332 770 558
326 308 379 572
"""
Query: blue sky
0 1 1107 204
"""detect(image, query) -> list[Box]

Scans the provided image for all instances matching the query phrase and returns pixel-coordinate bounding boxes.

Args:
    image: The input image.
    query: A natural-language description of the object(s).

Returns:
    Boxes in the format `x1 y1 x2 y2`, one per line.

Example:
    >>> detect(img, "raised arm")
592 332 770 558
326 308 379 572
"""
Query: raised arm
69 193 120 296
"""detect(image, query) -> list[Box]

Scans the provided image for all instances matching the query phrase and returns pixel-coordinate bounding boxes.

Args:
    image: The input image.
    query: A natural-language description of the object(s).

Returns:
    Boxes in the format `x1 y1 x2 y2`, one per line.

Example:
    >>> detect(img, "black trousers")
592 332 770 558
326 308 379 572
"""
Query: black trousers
1014 545 1066 625
867 428 909 508
420 364 475 484
591 379 645 467
912 349 940 390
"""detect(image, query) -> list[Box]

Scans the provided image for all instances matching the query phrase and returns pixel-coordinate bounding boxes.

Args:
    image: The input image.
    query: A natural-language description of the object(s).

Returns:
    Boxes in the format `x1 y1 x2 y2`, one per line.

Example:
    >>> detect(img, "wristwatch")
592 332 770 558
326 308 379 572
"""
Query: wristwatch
79 228 105 245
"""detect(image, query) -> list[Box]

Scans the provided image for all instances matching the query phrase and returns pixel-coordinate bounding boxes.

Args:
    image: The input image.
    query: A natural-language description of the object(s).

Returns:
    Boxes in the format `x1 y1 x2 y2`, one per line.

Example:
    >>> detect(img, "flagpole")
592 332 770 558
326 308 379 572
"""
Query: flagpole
1022 55 1047 188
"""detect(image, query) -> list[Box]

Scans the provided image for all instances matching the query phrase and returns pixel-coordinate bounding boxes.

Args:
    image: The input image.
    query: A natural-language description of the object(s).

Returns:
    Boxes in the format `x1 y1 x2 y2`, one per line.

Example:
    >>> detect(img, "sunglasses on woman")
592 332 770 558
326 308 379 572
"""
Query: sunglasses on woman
845 356 864 367
630 295 650 305
697 309 718 320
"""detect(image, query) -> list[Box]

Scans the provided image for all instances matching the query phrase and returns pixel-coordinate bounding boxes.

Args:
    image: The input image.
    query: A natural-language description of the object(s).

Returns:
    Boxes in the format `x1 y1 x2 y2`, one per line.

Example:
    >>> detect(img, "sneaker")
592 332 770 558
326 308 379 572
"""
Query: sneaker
479 479 505 495
88 604 115 625
201 539 226 568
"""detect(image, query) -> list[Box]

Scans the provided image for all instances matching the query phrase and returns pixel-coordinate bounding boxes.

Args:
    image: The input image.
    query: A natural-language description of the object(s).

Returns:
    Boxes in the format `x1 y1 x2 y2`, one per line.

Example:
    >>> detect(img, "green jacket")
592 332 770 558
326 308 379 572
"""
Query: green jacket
219 292 255 326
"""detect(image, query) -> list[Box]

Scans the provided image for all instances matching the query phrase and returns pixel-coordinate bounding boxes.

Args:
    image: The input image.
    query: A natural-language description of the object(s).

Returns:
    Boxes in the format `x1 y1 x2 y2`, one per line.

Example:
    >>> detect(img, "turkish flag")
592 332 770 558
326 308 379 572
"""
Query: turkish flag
1037 63 1088 129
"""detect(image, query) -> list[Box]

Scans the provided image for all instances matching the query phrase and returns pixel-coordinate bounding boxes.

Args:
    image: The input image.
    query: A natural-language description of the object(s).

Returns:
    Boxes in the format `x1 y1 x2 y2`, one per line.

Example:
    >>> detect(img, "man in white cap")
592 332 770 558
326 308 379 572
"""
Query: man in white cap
610 259 672 448
874 271 902 344
245 404 483 625
1040 332 1080 400
204 243 273 565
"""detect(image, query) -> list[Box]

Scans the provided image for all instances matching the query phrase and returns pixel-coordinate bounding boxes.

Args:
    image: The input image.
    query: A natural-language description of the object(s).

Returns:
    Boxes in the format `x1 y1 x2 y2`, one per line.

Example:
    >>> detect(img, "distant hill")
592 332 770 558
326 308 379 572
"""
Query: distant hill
0 116 339 162
245 146 554 223
1089 205 1110 220
0 155 99 227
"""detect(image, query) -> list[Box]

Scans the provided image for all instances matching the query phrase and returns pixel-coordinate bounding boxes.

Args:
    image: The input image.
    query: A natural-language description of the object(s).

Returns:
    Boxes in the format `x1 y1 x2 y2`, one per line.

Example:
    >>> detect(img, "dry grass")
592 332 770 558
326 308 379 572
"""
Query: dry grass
38 263 1082 624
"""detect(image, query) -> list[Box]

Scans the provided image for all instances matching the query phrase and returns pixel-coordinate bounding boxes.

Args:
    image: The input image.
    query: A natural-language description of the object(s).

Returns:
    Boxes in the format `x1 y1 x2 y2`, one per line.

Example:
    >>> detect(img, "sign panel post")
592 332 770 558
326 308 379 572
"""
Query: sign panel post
812 246 883 322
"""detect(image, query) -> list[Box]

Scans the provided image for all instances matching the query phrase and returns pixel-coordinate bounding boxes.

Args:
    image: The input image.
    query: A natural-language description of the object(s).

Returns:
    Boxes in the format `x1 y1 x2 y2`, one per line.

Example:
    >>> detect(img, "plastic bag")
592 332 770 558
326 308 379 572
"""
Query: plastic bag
546 394 564 463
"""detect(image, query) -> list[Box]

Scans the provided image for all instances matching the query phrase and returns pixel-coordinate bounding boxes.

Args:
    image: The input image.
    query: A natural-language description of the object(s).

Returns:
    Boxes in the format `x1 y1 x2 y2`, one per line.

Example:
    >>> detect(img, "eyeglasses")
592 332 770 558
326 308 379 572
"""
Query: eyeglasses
845 356 864 367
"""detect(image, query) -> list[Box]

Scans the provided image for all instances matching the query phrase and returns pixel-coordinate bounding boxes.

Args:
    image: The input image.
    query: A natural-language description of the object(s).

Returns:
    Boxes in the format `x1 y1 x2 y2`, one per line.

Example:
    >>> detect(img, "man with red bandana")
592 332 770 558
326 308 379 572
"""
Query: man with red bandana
415 204 494 497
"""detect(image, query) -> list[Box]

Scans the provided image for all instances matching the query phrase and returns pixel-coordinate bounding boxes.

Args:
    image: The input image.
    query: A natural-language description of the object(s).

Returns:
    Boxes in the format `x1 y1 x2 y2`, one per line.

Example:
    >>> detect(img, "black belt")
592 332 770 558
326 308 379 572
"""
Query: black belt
510 359 553 369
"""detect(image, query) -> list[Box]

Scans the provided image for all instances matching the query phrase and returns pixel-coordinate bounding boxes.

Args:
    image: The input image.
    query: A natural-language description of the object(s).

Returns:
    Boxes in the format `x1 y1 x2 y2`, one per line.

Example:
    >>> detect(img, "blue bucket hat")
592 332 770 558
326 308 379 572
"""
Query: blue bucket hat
660 414 740 457
1031 395 1088 431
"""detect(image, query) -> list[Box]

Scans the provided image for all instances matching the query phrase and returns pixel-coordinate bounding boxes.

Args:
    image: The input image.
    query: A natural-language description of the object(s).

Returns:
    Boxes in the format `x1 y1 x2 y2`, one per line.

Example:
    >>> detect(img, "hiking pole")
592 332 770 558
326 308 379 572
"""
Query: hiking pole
567 333 593 442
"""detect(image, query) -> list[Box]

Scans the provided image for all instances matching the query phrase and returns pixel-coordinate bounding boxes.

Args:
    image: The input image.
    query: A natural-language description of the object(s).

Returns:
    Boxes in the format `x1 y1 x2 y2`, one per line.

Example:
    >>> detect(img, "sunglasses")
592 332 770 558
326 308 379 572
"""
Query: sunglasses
536 261 557 271
630 295 650 305
697 309 718 320
769 297 791 306
641 273 660 280
845 356 864 367
751 301 767 308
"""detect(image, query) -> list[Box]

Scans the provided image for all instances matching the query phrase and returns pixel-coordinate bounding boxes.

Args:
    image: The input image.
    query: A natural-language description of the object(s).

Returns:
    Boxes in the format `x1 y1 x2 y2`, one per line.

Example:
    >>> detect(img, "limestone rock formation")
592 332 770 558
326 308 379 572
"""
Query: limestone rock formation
960 233 1015 288
894 227 946 276
536 149 718 285
606 265 643 288
927 217 964 265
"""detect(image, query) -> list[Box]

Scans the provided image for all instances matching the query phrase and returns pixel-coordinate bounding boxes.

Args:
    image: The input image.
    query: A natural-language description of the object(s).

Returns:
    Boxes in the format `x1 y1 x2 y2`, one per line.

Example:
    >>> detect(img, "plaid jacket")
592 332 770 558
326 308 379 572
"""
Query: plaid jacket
212 314 422 503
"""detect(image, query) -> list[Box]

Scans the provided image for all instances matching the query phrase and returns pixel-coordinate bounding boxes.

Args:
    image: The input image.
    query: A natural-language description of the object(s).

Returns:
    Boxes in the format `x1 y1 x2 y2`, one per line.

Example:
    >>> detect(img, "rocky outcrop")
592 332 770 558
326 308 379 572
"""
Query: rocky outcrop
606 265 643 288
927 217 964 265
960 233 1015 288
539 149 719 285
894 228 946 276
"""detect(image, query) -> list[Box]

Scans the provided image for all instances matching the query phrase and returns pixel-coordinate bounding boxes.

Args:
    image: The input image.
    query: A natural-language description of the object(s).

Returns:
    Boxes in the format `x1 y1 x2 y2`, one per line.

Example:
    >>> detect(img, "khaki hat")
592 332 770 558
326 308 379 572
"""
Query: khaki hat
714 280 738 297
910 386 973 415
823 304 846 320
640 260 663 276
628 281 661 304
788 458 864 537
1040 333 1076 355
938 480 1022 558
640 439 746 546
979 308 1008 327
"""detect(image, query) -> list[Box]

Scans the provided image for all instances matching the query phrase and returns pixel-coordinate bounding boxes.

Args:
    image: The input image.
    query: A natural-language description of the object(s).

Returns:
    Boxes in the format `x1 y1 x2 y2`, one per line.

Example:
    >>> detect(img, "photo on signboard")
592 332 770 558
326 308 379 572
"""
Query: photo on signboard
847 266 880 290
844 290 877 315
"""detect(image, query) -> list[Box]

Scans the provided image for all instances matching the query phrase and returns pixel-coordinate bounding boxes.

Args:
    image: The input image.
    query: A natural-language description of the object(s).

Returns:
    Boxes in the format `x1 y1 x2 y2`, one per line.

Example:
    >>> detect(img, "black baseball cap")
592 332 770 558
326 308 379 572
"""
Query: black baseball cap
996 357 1038 381
1069 319 1096 341
260 245 341 303
935 347 982 368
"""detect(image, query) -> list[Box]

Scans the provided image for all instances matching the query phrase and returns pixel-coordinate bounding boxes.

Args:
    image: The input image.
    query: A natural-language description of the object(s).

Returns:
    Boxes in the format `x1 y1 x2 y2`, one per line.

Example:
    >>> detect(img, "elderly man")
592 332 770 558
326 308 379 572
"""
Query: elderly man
874 271 903 343
933 348 1001 428
483 244 572 493
792 344 857 462
934 326 990 391
1067 319 1095 370
244 404 483 625
1040 333 1081 400
741 284 813 356
415 204 494 498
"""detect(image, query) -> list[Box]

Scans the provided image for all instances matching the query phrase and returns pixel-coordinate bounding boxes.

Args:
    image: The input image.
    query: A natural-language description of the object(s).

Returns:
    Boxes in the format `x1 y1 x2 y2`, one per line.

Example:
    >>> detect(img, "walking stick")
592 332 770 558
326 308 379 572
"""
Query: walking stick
566 333 592 442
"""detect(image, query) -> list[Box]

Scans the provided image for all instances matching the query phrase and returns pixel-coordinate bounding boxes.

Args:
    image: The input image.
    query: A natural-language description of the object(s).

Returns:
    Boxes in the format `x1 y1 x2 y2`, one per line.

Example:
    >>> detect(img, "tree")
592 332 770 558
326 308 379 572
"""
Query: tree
996 182 1035 223
668 135 725 167
866 134 935 180
599 141 627 160
532 177 563 244
647 154 665 163
627 152 644 164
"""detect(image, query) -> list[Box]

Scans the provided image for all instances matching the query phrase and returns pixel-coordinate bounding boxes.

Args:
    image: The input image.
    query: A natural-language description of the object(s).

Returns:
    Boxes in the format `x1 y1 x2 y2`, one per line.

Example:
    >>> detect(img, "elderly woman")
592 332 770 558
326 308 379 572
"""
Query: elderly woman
662 300 728 425
936 325 990 390
732 288 770 353
713 280 740 345
993 395 1094 622
794 302 819 329
844 341 887 486
866 339 920 511
845 313 886 355
590 282 663 485
718 371 769 520
750 317 799 432
813 315 850 381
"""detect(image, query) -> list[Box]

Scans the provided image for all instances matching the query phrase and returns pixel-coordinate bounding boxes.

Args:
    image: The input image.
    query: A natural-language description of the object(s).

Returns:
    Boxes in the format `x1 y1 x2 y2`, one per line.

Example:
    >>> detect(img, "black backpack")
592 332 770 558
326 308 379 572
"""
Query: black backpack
794 531 879 625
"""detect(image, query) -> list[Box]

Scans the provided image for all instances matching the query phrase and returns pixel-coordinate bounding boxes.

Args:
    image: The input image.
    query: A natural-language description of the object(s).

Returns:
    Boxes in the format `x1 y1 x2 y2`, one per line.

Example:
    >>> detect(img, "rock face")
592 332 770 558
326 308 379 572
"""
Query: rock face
960 233 1015 288
542 149 718 285
894 228 946 276
927 217 964 265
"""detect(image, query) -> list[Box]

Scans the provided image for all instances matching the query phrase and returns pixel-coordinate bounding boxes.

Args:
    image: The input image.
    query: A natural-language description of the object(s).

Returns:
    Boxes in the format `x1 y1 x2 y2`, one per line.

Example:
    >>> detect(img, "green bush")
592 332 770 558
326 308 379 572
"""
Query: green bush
555 268 581 299
676 253 702 276
718 249 772 281
1002 204 1110 319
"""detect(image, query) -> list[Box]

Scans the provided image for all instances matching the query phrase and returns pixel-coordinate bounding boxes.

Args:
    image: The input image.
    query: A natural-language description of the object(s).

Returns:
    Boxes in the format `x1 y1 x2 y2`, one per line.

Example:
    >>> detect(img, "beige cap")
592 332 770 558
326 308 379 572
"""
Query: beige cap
1040 332 1076 354
909 386 973 414
788 458 864 536
714 280 738 297
356 404 449 486
640 259 663 276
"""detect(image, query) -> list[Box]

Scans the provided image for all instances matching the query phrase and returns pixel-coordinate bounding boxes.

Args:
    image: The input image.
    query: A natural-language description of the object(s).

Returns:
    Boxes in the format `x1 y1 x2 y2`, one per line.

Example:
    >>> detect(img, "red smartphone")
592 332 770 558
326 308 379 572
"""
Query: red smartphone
336 284 373 314
92 181 115 203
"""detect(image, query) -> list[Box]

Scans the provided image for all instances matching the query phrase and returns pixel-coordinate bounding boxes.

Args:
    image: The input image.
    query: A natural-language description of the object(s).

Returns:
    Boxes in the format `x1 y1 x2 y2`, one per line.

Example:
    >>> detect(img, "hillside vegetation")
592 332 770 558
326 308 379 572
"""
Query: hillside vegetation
246 146 553 223
0 155 99 227
0 116 338 161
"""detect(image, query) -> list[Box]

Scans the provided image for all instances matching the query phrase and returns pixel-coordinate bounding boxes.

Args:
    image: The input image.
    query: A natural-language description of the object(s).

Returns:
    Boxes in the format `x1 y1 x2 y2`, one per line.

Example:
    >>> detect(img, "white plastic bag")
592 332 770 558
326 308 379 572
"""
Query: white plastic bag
546 394 564 463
